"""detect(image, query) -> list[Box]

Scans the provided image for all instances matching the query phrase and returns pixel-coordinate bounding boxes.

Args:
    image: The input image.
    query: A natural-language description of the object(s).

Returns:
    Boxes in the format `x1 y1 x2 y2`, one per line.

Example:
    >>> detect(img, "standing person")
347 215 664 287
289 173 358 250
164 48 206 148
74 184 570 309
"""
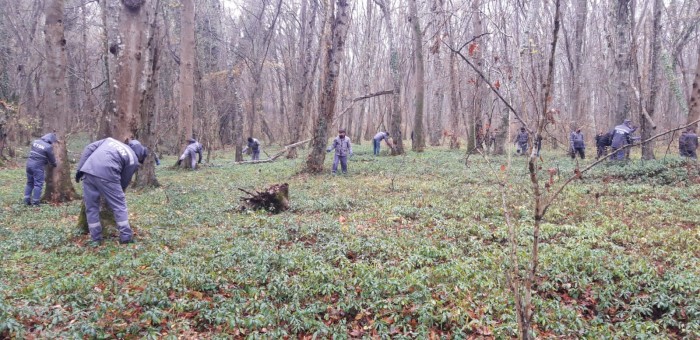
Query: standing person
515 127 529 156
242 137 261 161
176 138 203 169
595 131 611 159
569 128 585 159
327 128 353 174
75 138 148 245
372 131 391 156
610 119 637 161
23 133 57 206
683 128 698 159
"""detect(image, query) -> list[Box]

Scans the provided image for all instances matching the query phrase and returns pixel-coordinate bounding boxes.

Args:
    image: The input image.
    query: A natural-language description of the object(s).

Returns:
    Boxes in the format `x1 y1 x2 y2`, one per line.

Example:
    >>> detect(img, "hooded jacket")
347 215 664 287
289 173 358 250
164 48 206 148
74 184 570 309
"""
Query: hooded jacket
27 133 57 168
77 138 147 189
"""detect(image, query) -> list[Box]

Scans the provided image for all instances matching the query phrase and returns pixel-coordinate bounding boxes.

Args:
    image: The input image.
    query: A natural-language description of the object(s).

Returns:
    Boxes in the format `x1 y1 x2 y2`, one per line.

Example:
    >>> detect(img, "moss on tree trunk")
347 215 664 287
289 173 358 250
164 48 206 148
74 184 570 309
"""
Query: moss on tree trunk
77 200 116 235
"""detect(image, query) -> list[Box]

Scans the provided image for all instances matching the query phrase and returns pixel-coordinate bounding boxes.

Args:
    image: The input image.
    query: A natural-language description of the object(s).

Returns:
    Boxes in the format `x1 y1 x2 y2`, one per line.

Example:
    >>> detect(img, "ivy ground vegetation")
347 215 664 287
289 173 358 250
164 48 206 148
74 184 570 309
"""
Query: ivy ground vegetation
1 144 699 338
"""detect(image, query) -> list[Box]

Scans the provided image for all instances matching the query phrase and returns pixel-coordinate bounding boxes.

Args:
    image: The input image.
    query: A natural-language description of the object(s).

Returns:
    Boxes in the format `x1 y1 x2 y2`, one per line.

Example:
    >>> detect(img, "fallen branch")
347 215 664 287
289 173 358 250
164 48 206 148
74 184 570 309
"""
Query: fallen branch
235 138 311 165
335 89 394 122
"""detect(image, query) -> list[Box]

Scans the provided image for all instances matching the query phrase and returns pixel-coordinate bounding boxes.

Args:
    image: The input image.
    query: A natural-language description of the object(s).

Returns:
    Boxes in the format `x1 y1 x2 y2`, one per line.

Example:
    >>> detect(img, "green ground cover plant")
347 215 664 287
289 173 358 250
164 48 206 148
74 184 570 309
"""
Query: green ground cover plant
1 145 699 338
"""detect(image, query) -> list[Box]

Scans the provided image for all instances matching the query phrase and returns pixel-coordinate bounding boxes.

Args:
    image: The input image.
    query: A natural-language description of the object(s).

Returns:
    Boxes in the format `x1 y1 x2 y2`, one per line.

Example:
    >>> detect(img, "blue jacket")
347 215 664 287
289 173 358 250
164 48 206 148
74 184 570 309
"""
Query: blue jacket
327 136 353 157
373 132 389 142
611 123 636 149
570 131 585 149
27 133 57 168
77 138 145 189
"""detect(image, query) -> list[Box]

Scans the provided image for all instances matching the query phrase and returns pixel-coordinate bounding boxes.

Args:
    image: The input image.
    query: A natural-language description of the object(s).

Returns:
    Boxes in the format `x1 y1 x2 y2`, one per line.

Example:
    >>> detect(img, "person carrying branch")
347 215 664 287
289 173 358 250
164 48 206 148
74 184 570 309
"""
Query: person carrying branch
682 127 698 159
243 137 261 161
75 138 148 245
569 128 585 160
372 131 391 156
176 138 203 169
515 127 529 156
327 128 353 174
610 119 637 161
23 132 57 206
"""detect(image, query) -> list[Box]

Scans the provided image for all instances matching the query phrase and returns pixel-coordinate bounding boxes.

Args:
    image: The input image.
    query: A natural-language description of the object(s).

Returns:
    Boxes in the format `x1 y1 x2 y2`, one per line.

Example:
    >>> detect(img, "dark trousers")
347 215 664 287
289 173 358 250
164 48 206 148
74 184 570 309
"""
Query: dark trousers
332 154 348 174
373 139 380 155
24 166 45 204
83 174 133 242
571 147 585 159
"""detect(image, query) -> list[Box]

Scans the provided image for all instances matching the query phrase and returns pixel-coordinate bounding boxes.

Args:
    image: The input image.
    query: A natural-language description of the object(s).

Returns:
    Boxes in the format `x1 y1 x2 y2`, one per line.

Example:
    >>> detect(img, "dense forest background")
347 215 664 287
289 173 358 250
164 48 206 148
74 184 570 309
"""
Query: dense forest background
1 0 699 161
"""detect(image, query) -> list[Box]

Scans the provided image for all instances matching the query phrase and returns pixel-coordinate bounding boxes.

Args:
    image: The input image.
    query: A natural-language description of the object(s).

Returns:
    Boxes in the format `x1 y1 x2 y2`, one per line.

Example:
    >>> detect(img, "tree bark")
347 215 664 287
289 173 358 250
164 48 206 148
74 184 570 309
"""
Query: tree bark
613 0 633 124
641 0 661 160
688 46 700 129
112 0 160 185
428 0 445 146
408 0 425 152
41 0 79 203
305 0 351 173
374 0 404 155
177 0 195 146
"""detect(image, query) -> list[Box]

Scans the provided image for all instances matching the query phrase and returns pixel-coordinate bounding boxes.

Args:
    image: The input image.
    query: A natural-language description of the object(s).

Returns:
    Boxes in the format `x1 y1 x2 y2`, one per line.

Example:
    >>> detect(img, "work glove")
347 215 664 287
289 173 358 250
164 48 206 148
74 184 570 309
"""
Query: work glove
176 159 182 166
75 171 84 183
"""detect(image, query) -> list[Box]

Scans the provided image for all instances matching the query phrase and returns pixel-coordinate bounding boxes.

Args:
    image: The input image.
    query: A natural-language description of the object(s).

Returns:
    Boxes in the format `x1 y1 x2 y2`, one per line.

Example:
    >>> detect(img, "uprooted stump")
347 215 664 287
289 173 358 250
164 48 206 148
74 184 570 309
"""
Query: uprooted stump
239 183 289 213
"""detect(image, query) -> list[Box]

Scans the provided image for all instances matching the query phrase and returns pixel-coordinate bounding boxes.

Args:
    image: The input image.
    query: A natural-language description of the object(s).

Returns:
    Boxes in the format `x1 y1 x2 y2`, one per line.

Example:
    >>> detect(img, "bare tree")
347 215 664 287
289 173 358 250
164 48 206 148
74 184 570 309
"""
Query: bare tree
408 0 425 152
374 0 404 155
305 0 351 173
41 0 79 203
177 0 195 147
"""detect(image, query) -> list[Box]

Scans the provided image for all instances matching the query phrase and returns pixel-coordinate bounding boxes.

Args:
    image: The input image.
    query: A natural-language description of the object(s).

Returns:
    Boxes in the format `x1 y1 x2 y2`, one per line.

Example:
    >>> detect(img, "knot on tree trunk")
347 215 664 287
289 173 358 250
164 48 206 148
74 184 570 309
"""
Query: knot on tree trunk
239 183 290 213
122 0 145 11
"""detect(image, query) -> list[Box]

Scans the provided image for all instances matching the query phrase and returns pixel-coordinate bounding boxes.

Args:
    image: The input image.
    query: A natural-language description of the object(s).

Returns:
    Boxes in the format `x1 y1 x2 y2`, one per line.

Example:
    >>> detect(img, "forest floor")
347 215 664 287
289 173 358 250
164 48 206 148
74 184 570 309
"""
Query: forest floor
1 141 699 338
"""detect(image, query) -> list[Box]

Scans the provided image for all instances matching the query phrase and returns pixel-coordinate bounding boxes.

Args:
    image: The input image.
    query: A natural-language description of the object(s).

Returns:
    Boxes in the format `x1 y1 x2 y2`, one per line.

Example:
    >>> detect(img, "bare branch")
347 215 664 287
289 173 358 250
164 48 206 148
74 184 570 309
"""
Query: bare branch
542 118 700 216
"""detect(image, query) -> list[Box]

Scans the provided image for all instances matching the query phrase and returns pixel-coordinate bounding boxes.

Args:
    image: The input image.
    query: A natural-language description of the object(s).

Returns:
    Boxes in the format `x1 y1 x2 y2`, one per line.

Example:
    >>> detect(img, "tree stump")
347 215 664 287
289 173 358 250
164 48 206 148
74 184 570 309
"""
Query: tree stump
239 183 289 213
77 200 117 235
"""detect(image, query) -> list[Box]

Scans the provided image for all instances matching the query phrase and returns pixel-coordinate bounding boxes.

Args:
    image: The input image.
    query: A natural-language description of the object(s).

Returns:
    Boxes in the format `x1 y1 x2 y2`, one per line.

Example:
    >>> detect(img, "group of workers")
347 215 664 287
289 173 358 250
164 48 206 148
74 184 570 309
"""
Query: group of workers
513 119 698 161
21 120 697 245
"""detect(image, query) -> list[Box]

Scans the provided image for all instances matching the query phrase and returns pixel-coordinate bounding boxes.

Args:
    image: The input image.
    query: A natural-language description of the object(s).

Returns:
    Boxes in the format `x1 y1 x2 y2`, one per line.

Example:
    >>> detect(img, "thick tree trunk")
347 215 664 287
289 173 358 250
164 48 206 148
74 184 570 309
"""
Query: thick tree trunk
688 46 700 129
641 0 661 160
178 0 195 146
428 0 445 146
112 0 160 185
375 0 404 155
470 0 486 152
408 0 425 152
41 0 78 203
613 0 633 124
569 0 587 129
305 0 351 173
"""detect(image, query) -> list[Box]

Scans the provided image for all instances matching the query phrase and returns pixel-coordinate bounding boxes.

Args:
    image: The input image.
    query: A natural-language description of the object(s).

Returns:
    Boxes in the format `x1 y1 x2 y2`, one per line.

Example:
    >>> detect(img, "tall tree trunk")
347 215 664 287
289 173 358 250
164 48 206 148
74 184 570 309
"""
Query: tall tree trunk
469 0 486 152
428 0 445 146
178 0 195 145
305 0 351 173
110 0 160 185
613 0 633 124
641 0 661 160
569 0 587 129
448 45 461 149
135 0 161 188
41 0 78 203
375 0 404 155
232 66 245 162
687 46 700 129
408 0 425 152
